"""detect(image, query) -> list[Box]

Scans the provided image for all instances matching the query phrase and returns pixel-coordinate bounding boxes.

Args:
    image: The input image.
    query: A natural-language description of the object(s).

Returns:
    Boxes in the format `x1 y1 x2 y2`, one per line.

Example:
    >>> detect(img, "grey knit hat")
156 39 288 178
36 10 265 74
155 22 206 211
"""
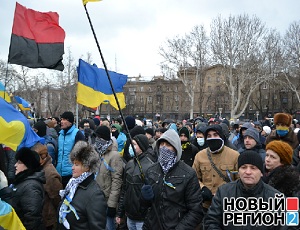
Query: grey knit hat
70 141 100 173
244 127 260 144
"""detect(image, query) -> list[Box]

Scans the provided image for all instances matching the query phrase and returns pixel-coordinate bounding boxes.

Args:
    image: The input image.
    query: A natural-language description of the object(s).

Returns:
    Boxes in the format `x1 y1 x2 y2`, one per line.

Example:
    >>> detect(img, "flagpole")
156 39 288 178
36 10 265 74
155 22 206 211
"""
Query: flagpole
83 5 145 178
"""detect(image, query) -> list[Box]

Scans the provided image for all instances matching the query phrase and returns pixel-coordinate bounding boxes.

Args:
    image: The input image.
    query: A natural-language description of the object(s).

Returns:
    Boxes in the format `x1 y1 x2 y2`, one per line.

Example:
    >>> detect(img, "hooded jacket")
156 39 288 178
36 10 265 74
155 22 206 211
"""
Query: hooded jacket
142 130 203 229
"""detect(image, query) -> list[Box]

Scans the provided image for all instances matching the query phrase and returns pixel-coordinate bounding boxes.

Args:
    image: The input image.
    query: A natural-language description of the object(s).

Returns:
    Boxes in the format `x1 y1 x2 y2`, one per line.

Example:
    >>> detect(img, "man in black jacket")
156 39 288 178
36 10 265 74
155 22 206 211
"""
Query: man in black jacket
205 150 287 229
140 129 203 230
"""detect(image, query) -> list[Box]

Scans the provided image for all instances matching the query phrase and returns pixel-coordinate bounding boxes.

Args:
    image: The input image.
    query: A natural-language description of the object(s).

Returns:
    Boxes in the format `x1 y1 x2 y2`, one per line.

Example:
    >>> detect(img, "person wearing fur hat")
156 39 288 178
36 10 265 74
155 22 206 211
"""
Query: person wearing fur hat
178 127 199 167
205 150 284 229
10 147 45 230
56 111 85 188
192 124 239 219
263 140 300 197
140 129 203 229
116 134 156 229
238 127 266 161
94 125 123 230
58 141 107 229
31 143 63 230
266 112 298 149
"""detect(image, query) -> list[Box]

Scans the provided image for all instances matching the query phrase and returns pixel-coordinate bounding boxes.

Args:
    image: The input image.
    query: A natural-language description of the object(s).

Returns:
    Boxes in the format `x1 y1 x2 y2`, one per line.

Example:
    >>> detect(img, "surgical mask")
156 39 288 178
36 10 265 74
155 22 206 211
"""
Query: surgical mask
206 137 224 153
197 138 205 146
276 130 288 137
129 145 135 157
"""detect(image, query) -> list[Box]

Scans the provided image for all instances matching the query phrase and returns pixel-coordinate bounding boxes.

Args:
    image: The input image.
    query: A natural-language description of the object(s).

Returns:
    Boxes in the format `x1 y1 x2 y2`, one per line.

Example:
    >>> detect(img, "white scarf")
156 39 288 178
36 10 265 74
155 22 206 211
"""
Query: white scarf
58 172 92 229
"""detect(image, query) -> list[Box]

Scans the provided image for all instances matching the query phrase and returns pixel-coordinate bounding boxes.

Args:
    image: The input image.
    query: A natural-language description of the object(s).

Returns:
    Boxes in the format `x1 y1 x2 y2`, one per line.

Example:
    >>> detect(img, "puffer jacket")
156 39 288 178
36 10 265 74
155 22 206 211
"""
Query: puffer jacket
117 152 155 220
11 170 45 230
205 179 288 230
57 174 107 230
96 139 123 208
142 129 203 230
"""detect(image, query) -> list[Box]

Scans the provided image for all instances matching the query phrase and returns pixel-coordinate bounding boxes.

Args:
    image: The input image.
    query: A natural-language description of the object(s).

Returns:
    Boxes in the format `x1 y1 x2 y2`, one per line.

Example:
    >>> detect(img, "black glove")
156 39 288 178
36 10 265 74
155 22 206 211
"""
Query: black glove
141 184 154 200
107 207 116 217
201 186 213 202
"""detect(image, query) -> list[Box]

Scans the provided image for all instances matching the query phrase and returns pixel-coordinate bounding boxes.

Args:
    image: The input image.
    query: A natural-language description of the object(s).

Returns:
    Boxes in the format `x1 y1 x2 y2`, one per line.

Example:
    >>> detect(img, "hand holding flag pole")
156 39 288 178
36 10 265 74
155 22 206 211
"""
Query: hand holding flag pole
82 2 145 180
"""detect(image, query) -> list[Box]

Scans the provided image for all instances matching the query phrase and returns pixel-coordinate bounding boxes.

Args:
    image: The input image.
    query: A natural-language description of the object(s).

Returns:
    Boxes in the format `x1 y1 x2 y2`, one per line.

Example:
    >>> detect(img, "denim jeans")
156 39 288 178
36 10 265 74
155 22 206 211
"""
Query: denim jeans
127 217 143 230
106 216 116 230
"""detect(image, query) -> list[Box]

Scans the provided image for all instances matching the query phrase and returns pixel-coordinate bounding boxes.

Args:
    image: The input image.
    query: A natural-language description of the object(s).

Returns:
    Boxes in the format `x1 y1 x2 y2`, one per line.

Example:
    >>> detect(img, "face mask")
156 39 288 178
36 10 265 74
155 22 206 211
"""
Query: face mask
158 146 177 174
206 137 224 153
129 145 135 157
276 130 288 137
197 138 205 146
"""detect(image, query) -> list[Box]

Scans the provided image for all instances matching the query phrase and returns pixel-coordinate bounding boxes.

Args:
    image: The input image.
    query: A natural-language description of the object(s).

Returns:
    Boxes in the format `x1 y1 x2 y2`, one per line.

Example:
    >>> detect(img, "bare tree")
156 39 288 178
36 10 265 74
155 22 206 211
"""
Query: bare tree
210 14 278 119
159 25 210 119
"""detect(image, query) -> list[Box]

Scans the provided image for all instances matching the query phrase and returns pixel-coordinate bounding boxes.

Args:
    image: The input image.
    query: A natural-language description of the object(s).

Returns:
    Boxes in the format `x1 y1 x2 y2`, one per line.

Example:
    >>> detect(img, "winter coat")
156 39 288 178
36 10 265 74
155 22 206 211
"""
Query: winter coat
11 170 45 230
96 139 123 208
205 179 287 230
266 128 299 149
142 161 203 230
57 174 107 230
263 165 300 198
117 152 155 220
142 129 203 229
41 155 63 227
180 141 199 167
192 146 239 209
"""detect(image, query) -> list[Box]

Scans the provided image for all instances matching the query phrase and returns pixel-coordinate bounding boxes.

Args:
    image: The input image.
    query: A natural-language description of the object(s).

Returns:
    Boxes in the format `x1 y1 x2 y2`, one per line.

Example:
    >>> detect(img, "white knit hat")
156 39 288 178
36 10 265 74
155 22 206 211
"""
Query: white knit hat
263 126 271 135
0 170 8 190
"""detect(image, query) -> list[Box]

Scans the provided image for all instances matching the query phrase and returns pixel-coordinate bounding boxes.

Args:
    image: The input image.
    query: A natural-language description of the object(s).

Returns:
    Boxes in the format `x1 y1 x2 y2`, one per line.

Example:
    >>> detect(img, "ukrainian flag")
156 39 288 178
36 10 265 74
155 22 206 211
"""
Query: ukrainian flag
82 0 101 5
14 96 31 111
77 59 128 110
0 97 44 151
0 82 11 103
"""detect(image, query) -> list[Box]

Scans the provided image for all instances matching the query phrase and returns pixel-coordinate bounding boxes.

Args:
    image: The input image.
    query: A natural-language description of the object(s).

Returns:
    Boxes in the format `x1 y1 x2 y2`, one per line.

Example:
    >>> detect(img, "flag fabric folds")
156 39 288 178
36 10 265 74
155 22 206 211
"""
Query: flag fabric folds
0 97 44 151
0 82 11 103
77 59 128 110
8 3 65 71
83 0 101 6
14 96 31 111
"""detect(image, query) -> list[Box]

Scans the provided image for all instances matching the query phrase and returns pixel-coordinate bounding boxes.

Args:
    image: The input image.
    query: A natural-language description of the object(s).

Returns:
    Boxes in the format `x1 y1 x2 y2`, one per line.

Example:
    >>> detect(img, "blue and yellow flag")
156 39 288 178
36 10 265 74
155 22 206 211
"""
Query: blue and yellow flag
0 200 26 230
0 97 44 151
14 96 31 111
77 59 128 110
0 82 11 103
82 0 101 6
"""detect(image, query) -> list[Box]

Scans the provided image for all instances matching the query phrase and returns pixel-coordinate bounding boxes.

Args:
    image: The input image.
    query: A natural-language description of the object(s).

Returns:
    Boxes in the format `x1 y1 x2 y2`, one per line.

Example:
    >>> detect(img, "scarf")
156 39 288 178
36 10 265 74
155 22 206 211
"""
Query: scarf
58 172 92 229
94 138 113 156
158 146 177 174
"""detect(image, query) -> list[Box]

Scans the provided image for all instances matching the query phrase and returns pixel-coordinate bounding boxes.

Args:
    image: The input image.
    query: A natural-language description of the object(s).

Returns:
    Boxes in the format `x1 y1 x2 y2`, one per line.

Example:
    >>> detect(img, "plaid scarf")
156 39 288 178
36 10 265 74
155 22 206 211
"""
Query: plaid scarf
58 172 92 229
158 146 177 174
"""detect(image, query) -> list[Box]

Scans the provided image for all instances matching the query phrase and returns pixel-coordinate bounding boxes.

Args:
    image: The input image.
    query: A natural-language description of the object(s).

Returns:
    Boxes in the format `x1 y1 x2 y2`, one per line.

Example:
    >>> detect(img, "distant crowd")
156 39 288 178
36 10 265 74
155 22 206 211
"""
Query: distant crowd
0 112 299 229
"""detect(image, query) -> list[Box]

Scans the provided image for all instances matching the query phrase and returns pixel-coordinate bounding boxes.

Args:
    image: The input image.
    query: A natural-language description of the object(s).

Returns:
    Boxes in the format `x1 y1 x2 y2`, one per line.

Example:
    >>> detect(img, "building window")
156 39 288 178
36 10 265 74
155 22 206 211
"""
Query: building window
129 87 136 92
140 86 144 91
148 87 152 92
140 96 143 102
174 86 178 92
148 96 152 103
274 94 277 99
174 95 179 102
175 106 179 111
262 82 267 89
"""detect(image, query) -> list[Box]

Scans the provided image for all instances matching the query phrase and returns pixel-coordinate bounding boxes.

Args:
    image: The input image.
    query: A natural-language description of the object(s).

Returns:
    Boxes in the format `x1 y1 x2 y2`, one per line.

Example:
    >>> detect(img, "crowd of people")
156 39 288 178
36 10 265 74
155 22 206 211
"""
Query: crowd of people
0 111 299 229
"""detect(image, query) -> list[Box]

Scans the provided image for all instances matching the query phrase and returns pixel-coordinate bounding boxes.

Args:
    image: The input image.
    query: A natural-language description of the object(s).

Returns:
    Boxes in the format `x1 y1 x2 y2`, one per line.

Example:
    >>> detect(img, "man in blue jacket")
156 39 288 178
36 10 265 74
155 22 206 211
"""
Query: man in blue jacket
56 111 85 188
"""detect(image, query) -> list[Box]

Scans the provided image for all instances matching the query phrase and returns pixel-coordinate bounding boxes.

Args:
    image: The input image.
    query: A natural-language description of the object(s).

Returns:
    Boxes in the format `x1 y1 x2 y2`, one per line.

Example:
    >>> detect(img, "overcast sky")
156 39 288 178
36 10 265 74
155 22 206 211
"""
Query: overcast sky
1 0 300 77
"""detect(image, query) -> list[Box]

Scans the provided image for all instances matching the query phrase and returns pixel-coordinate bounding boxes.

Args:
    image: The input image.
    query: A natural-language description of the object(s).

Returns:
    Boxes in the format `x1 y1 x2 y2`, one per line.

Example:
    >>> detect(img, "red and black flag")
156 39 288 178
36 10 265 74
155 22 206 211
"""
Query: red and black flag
8 3 65 71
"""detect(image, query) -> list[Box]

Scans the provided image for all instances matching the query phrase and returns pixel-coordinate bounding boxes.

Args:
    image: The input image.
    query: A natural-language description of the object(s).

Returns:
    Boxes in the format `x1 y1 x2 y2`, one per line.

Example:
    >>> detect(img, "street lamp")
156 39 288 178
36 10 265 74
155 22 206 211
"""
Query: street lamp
256 111 259 121
218 107 223 119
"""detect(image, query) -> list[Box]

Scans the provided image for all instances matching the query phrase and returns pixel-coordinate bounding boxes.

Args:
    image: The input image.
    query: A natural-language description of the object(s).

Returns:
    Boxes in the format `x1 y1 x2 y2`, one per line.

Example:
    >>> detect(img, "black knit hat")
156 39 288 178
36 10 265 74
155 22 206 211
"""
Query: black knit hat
204 124 225 140
145 128 154 137
33 121 47 137
238 150 263 173
15 147 41 172
179 127 190 140
125 116 136 130
133 134 149 152
130 126 145 138
61 111 74 124
95 125 111 141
